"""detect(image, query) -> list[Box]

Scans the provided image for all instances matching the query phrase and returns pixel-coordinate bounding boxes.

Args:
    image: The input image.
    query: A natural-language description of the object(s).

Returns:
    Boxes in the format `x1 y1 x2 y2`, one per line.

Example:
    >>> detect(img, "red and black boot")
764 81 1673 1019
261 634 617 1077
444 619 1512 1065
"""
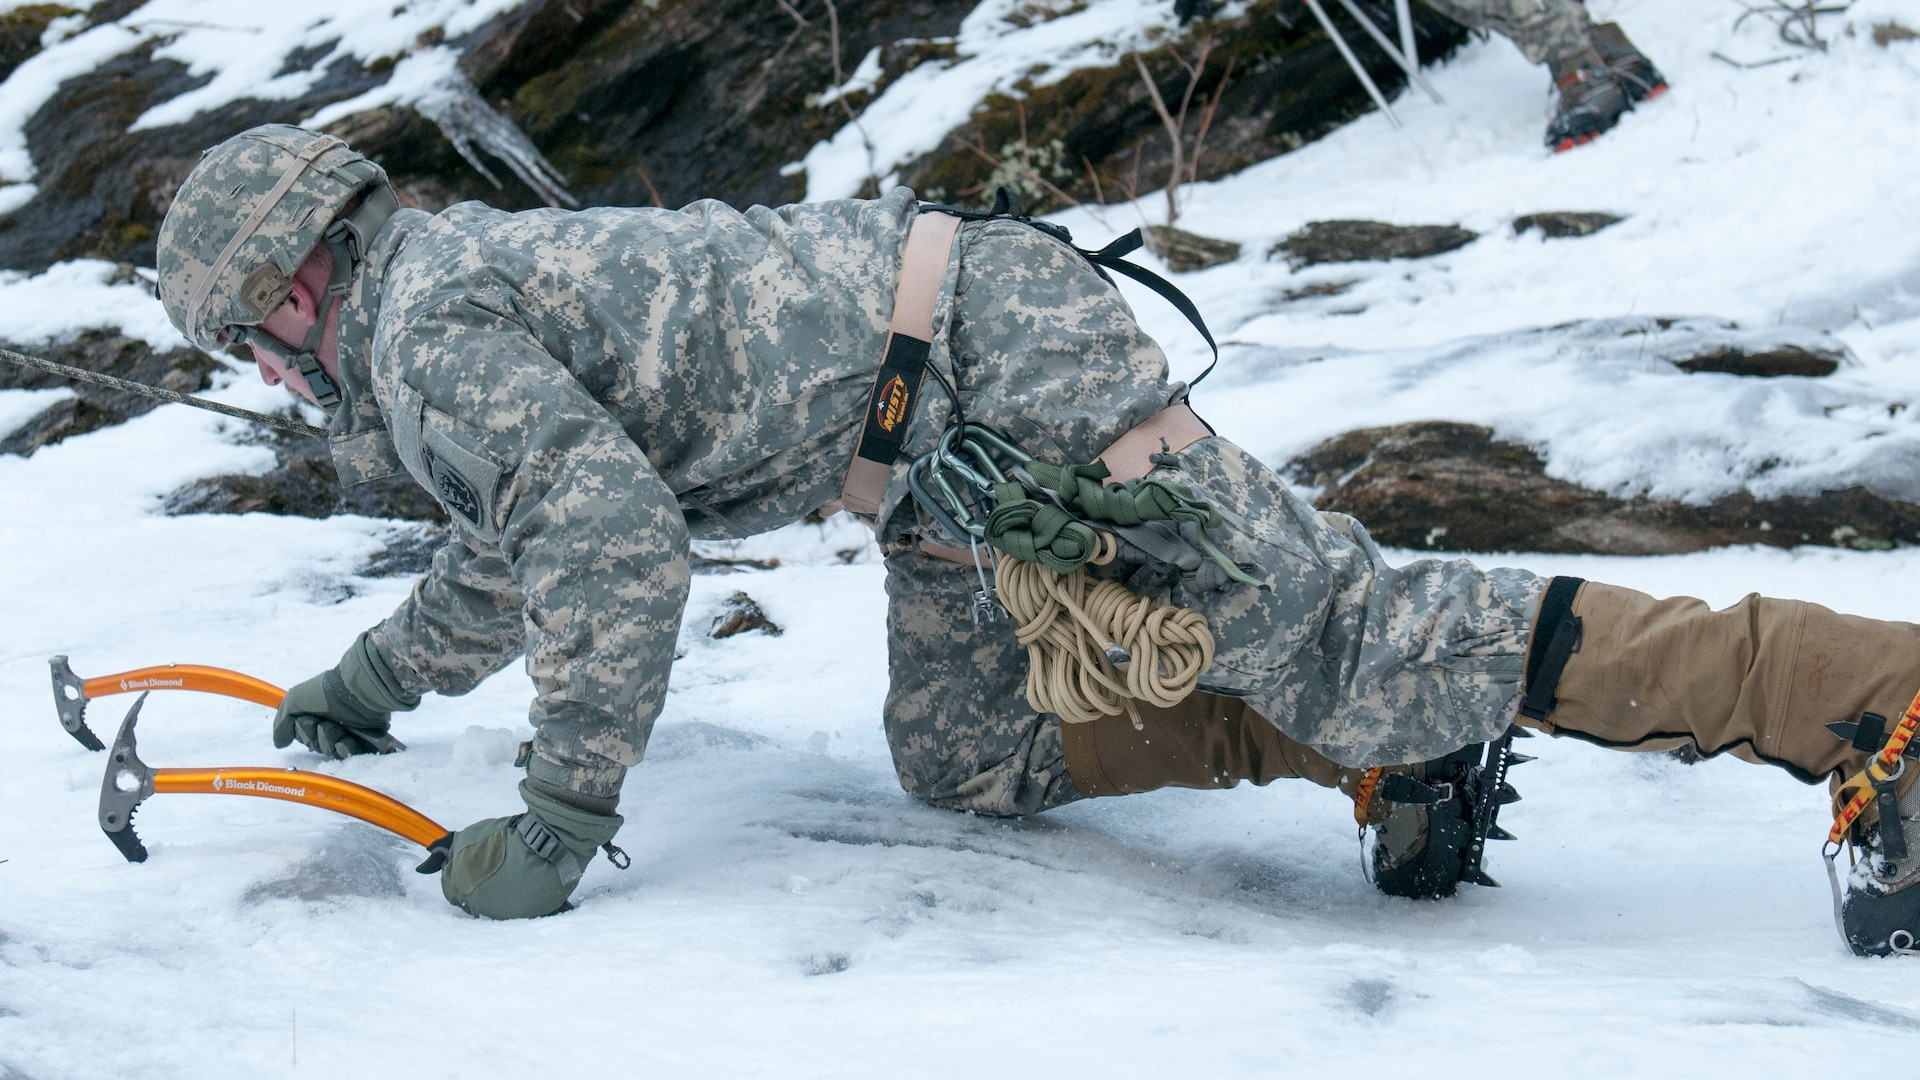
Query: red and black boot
1590 22 1668 104
1544 47 1632 152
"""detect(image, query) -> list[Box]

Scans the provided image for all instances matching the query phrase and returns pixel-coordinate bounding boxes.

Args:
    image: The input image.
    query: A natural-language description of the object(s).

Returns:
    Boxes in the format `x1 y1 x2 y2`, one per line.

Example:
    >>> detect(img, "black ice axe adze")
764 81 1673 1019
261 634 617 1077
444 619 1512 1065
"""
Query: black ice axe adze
99 694 454 871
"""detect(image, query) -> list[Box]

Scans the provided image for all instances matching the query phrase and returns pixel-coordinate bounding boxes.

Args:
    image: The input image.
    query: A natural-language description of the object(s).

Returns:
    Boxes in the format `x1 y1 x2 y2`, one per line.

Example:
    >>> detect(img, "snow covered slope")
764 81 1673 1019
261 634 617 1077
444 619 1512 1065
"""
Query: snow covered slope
4 2 1920 1076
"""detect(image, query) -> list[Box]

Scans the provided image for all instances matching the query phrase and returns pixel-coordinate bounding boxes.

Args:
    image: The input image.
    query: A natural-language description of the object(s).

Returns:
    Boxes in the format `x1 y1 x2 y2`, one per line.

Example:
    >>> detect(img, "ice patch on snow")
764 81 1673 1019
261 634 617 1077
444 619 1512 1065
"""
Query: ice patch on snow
241 829 407 903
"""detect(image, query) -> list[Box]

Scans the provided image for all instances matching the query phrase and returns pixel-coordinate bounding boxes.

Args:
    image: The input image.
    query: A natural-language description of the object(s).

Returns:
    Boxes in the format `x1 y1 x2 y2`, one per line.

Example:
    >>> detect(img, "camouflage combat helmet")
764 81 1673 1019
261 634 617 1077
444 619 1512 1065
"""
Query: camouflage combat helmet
156 124 399 409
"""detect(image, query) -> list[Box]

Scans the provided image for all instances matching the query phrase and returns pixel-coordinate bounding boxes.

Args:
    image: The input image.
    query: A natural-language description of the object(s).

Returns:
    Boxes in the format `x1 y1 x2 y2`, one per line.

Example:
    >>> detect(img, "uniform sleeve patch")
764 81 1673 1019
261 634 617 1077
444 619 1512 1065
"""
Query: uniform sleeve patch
422 420 505 538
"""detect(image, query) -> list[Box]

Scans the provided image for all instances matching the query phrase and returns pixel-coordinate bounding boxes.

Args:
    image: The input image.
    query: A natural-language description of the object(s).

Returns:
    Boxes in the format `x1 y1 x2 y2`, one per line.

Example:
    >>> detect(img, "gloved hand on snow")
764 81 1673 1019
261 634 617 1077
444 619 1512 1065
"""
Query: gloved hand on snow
273 631 417 758
439 779 627 919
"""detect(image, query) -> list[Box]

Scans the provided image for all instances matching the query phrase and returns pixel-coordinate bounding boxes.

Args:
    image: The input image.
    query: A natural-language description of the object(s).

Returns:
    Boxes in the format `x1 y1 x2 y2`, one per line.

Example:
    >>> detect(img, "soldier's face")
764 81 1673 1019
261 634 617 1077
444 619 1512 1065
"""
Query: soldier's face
249 252 340 407
250 342 322 404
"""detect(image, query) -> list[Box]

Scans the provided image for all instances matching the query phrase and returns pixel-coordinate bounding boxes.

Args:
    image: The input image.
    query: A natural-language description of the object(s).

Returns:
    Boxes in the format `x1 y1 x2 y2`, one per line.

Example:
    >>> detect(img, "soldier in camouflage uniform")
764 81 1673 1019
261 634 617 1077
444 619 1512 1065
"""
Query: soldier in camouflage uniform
156 125 1920 957
1413 1 1667 150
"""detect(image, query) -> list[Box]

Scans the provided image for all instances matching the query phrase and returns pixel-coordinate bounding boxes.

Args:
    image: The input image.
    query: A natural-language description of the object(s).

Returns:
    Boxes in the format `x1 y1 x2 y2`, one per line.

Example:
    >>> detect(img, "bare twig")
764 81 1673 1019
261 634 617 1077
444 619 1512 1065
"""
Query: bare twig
1132 37 1229 225
1188 55 1235 192
819 0 880 193
1730 0 1852 54
1081 153 1105 206
635 164 665 208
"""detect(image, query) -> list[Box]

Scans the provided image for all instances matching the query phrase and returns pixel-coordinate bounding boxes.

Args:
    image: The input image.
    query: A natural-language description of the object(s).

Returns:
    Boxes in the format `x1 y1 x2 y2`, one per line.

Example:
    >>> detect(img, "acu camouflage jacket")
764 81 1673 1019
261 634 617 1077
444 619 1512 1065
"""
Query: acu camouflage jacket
326 189 930 798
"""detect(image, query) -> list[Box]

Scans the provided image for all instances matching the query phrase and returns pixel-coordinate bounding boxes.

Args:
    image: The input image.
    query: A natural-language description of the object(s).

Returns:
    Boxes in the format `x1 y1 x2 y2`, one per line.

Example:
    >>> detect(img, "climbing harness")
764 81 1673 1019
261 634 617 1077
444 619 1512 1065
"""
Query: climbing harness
843 185 1253 725
840 185 1223 518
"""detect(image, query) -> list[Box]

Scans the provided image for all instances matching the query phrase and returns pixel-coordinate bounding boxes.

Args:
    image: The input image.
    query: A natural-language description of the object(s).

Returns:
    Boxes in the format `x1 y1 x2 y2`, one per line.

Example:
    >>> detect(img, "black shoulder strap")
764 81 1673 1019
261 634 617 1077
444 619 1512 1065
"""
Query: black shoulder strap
918 187 1222 390
1078 229 1220 389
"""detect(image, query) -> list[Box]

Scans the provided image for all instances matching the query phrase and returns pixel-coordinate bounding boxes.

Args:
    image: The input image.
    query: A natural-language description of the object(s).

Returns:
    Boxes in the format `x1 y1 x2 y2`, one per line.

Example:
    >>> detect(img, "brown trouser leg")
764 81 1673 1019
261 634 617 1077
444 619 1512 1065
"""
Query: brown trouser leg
1062 692 1369 799
1533 582 1920 788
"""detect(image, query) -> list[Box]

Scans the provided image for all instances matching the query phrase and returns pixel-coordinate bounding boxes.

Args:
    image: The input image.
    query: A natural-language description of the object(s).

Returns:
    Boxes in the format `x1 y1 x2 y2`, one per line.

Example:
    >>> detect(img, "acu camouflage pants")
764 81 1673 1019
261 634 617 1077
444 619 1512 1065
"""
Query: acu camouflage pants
1422 0 1596 65
881 220 1545 817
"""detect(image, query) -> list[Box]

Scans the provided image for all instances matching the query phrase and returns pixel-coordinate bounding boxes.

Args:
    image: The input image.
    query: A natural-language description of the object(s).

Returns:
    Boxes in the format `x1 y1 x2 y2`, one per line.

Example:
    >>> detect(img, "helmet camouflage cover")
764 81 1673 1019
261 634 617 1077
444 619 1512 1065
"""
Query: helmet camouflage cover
156 124 390 353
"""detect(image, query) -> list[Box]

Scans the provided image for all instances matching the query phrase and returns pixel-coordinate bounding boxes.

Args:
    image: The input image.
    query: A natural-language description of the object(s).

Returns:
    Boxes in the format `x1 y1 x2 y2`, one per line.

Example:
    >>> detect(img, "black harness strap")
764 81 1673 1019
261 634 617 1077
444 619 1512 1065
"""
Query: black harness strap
1519 576 1586 722
919 187 1223 389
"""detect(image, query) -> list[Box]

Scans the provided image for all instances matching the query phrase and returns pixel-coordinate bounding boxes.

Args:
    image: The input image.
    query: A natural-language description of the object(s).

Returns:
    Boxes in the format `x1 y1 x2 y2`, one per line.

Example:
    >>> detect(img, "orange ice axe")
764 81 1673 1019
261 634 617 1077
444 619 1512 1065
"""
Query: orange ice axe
50 655 402 753
98 694 454 872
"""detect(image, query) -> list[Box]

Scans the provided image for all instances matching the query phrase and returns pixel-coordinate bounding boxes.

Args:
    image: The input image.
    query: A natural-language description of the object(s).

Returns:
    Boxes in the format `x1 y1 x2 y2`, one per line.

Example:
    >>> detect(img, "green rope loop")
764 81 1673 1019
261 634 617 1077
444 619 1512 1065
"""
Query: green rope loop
981 459 1260 586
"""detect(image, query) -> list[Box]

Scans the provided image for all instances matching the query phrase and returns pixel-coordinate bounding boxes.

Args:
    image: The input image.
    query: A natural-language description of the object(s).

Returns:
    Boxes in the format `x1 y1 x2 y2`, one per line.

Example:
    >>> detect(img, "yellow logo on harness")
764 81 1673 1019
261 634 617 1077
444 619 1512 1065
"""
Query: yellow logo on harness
877 375 911 433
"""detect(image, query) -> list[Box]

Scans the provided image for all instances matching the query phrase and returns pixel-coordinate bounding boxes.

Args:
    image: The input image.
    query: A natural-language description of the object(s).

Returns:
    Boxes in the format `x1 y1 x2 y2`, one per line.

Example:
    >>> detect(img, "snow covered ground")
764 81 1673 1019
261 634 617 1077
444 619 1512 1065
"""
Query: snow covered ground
4 1 1920 1076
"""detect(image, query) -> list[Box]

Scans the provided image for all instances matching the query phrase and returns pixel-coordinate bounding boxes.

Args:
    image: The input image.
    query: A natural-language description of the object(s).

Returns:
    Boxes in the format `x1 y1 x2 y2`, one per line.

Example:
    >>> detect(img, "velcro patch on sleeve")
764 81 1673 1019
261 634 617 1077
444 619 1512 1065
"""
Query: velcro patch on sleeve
422 420 504 539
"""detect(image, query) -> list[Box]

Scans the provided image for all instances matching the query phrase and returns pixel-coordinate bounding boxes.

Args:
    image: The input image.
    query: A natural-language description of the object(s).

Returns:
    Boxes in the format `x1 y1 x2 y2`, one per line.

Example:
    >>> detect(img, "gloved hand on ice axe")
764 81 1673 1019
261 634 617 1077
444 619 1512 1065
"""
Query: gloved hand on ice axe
273 632 417 758
439 779 628 919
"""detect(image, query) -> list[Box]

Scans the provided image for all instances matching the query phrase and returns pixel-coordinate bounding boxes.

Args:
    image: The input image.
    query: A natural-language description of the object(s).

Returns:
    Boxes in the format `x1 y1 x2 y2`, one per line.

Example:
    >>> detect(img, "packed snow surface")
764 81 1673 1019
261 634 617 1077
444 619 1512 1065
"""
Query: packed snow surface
5 1 1920 1076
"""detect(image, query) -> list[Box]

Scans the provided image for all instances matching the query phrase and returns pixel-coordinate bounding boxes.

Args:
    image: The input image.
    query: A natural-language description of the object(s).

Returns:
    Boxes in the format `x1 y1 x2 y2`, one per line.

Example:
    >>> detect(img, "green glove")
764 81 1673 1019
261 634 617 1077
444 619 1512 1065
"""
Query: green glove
273 632 418 758
440 779 626 919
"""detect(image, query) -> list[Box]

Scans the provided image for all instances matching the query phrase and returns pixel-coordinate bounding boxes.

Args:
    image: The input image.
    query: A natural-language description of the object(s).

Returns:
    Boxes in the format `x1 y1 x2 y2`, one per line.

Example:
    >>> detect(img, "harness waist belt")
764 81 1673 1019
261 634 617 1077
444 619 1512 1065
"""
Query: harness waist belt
841 210 963 516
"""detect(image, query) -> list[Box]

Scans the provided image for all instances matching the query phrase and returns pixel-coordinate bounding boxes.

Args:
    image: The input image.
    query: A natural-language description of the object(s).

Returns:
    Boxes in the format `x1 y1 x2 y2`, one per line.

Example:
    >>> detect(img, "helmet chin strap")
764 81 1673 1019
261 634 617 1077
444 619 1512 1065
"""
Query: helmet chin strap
241 180 400 415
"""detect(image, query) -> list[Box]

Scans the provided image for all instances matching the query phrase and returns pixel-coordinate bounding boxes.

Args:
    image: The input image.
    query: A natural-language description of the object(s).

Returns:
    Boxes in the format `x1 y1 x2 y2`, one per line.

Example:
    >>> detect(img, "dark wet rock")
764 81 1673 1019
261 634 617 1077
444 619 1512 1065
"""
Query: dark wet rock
1279 278 1356 302
1268 220 1478 270
1290 421 1920 555
1874 22 1916 46
900 1 1470 213
0 40 393 269
690 552 781 574
1673 345 1841 378
712 590 782 638
0 5 75 84
0 0 1471 268
358 524 447 578
165 428 447 523
1143 225 1241 272
0 330 216 455
1512 211 1623 239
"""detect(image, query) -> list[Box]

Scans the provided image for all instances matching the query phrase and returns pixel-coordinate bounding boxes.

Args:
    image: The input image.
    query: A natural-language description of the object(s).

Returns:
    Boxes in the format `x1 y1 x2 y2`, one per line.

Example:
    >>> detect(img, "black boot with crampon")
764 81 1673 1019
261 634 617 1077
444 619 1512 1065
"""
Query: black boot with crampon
1825 706 1920 957
1544 46 1633 152
1356 727 1529 900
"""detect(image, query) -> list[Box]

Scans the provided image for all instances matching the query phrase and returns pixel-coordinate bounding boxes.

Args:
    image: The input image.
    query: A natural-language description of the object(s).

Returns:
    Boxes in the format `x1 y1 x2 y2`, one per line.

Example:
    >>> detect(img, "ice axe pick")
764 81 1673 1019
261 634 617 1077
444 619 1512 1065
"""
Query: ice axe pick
99 694 454 872
52 654 403 754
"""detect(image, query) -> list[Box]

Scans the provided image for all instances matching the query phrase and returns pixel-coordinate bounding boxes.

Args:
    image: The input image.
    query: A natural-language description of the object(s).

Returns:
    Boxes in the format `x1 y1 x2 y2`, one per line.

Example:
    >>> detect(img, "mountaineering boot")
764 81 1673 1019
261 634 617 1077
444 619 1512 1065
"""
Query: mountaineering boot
1588 22 1667 103
1061 693 1514 898
1514 577 1920 955
1364 735 1525 900
1842 780 1920 957
1544 47 1632 152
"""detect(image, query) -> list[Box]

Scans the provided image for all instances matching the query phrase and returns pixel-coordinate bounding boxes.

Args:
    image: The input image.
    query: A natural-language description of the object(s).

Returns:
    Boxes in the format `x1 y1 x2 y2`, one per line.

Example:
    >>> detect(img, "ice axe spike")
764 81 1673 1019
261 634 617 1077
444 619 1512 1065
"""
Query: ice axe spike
49 657 404 754
97 694 453 872
51 655 104 751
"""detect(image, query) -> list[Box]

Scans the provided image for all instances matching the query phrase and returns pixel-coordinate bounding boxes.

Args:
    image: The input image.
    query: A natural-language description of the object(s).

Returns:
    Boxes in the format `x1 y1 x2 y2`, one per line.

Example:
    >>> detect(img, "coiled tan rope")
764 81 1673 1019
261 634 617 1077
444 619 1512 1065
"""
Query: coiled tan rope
995 550 1215 728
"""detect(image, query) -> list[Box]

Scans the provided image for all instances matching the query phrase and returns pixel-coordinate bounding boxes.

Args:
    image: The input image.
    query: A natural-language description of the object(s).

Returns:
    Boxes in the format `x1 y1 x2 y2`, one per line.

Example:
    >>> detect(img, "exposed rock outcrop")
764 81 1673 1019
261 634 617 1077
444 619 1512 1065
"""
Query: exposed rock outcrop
0 0 1470 270
1289 421 1920 555
1269 219 1478 269
0 328 216 455
164 428 448 523
1512 211 1623 239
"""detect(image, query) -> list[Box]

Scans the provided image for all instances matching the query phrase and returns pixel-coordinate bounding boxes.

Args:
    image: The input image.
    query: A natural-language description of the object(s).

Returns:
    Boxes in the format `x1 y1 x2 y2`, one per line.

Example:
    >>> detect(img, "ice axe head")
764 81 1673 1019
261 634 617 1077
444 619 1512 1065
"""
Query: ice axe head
99 694 155 863
50 655 104 751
